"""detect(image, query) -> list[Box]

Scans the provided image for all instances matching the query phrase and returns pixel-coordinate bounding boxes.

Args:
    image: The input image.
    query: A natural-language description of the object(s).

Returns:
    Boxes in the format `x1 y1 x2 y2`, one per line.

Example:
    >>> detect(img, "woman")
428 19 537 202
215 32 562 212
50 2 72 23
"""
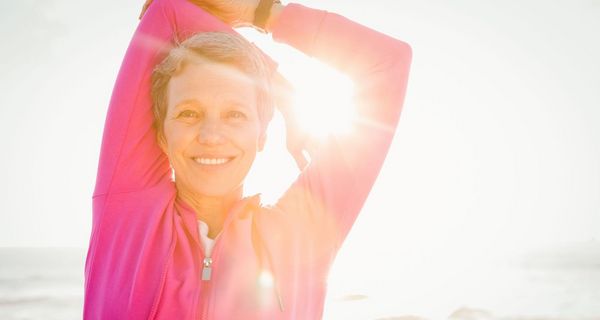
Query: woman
84 0 412 318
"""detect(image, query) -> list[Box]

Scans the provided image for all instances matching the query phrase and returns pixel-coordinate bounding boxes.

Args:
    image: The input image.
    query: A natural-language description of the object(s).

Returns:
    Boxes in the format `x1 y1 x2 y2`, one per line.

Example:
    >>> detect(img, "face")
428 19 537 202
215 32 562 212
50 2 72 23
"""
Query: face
160 62 265 198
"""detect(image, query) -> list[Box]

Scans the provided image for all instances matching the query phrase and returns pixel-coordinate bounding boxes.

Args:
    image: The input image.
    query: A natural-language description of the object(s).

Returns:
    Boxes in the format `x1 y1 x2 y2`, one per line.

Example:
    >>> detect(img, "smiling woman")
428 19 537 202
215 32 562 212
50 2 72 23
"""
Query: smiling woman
152 34 271 206
84 0 411 318
164 61 261 200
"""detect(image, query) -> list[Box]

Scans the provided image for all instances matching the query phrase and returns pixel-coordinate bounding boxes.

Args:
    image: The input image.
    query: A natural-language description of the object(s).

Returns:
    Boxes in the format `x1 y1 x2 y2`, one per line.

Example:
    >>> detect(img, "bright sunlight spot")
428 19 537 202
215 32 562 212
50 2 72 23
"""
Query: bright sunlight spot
283 59 356 140
240 28 361 202
237 28 357 141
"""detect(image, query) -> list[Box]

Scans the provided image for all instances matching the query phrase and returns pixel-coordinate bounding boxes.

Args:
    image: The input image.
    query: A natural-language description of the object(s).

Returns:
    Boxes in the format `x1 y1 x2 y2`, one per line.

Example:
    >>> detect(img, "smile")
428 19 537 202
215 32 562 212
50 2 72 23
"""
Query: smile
193 157 234 165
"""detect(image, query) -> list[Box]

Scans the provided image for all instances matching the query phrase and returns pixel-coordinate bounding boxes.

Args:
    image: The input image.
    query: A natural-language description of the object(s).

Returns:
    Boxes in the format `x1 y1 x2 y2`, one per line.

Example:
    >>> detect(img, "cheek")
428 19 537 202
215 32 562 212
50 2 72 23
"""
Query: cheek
163 124 195 154
238 126 262 149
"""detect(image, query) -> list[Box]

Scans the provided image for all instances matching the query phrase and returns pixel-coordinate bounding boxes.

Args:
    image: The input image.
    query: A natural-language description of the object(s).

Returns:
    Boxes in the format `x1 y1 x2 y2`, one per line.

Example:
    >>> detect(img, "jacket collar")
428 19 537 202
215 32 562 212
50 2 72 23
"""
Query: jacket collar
174 192 262 243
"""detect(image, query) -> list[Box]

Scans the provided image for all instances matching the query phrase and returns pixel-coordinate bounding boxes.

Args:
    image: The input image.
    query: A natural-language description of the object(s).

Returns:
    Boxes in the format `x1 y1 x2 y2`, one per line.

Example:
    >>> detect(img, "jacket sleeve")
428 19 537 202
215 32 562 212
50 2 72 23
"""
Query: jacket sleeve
93 0 238 197
271 4 412 251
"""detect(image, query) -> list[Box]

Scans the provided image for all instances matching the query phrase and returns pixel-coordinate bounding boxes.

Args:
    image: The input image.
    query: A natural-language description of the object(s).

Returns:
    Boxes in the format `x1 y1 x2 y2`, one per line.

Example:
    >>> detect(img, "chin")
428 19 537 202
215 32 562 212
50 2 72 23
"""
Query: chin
172 165 248 198
182 180 244 198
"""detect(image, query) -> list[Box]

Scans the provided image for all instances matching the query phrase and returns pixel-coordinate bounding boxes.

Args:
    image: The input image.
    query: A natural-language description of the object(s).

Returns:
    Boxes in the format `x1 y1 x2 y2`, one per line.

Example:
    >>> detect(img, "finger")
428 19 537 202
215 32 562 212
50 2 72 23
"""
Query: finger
139 0 153 20
139 5 146 20
291 150 309 171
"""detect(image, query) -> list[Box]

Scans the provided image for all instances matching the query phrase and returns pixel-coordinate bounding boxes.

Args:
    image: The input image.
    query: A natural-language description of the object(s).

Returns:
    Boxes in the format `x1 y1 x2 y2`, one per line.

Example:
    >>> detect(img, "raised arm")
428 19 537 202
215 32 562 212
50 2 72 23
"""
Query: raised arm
94 0 237 197
269 4 412 248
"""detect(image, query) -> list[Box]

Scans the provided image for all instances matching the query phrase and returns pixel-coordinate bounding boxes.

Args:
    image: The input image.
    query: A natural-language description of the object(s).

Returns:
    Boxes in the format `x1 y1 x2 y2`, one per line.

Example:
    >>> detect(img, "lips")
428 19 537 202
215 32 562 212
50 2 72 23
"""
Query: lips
191 155 236 166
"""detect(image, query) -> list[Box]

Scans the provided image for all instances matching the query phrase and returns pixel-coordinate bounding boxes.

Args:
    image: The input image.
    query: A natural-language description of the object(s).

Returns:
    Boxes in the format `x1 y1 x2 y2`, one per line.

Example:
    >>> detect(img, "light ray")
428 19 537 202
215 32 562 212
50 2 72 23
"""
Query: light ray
284 59 357 140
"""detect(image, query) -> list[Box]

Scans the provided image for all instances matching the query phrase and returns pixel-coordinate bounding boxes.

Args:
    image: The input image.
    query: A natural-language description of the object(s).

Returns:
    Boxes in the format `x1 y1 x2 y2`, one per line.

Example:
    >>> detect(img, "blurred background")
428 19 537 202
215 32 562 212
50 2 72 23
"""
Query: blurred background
0 0 598 319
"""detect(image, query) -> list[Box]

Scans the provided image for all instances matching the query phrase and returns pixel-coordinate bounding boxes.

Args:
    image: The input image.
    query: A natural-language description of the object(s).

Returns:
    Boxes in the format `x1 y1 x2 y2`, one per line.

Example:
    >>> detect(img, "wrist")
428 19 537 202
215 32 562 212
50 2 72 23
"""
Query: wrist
265 3 285 33
253 0 284 33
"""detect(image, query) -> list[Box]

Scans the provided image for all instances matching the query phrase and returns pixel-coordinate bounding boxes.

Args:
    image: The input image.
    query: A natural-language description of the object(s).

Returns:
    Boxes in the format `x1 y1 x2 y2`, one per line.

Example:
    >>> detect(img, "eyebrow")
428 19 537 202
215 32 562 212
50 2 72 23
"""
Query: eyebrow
224 100 253 112
173 99 202 110
173 98 253 111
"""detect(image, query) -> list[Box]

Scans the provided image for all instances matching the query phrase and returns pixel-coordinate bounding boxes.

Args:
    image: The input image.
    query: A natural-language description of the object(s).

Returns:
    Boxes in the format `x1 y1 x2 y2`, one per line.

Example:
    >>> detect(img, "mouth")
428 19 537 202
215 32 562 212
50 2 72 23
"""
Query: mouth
191 156 236 166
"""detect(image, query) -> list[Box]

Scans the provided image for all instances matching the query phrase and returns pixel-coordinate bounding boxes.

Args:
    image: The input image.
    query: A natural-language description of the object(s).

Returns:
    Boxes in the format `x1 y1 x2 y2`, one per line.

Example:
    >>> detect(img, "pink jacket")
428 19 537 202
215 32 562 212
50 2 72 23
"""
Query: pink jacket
84 0 412 318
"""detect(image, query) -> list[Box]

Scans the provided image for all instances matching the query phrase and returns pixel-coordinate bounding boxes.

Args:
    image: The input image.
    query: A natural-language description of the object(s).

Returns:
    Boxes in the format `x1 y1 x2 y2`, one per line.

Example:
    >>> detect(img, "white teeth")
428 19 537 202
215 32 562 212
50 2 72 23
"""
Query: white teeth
194 157 232 165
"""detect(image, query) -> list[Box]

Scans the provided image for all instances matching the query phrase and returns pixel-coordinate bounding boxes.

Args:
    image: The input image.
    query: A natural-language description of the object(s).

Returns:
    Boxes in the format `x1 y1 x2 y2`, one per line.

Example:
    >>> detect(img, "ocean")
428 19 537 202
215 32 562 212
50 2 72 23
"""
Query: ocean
0 248 84 320
1 243 599 320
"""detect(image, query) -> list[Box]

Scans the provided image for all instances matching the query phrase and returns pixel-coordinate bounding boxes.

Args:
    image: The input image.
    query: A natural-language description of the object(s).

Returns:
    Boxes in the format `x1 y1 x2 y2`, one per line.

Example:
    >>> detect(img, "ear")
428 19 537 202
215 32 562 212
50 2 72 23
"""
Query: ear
258 130 267 152
157 131 168 155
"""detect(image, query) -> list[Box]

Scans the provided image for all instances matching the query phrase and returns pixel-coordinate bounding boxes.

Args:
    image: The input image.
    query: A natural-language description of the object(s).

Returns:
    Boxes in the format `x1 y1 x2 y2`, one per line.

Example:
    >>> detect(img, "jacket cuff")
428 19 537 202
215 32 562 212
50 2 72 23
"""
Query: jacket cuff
270 3 328 57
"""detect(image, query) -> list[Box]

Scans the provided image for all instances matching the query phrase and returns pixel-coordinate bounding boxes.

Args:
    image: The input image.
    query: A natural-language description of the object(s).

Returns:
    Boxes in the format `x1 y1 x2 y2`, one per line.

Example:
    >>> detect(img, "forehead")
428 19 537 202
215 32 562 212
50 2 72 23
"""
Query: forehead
167 62 258 111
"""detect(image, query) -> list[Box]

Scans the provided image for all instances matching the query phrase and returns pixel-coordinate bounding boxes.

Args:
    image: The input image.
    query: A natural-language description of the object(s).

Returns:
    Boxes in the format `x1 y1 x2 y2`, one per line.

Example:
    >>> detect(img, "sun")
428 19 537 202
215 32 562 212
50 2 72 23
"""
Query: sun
235 28 357 141
280 57 357 140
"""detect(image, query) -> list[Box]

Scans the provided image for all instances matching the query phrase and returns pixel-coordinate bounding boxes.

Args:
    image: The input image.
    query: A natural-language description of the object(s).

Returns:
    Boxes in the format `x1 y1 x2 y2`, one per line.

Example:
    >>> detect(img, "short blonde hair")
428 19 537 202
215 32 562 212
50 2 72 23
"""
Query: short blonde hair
151 32 275 139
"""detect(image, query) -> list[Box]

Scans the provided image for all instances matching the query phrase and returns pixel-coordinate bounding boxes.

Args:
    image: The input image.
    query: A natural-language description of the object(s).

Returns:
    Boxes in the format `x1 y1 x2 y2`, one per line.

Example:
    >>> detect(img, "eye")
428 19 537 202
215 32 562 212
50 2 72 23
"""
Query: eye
226 110 247 120
177 110 200 119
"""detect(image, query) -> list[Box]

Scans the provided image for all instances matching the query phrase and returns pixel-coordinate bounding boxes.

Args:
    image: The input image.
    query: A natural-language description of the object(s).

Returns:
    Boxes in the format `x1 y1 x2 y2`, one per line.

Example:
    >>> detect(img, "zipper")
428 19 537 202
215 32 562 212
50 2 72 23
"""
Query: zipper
201 257 212 281
198 232 225 320
194 195 262 319
197 253 211 319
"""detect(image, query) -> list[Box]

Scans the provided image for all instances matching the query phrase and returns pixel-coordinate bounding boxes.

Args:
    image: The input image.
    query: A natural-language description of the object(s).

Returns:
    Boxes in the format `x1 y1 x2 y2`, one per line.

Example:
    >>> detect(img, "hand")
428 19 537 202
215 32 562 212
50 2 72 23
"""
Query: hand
273 72 319 171
187 0 260 27
139 0 153 19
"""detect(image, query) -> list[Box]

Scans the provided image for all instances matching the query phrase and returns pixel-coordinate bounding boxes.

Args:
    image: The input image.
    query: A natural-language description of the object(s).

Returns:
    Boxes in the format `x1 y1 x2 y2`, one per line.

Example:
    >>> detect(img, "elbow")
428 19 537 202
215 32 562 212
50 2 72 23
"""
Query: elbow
371 40 411 86
392 40 413 71
370 39 412 77
388 40 412 83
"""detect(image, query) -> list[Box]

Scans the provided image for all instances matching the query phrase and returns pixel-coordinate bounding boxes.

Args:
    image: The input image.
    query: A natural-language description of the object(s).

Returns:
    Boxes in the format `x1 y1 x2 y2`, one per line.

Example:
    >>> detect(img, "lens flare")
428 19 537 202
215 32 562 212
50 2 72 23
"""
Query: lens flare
285 59 357 140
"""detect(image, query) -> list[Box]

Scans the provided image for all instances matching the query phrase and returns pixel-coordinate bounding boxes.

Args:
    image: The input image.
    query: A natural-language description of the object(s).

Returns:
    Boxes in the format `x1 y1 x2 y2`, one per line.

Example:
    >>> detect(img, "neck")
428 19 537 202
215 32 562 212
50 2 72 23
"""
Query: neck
177 184 243 239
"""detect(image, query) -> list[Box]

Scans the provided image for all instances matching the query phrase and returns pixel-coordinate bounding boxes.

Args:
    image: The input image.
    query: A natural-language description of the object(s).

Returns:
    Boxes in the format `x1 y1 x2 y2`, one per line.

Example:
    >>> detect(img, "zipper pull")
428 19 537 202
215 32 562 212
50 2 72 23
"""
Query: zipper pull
202 257 212 281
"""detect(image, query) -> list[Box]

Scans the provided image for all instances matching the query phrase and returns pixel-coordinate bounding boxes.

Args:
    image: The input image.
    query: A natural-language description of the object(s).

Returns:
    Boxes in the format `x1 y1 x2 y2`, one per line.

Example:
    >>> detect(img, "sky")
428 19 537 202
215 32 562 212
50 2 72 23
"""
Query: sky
2 0 596 248
1 0 599 247
1 0 599 317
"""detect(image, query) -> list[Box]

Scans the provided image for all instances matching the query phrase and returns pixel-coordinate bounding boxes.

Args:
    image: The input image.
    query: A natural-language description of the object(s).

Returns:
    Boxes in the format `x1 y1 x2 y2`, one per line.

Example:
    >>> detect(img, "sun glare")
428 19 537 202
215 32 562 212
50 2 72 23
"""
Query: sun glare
236 28 357 140
283 59 356 140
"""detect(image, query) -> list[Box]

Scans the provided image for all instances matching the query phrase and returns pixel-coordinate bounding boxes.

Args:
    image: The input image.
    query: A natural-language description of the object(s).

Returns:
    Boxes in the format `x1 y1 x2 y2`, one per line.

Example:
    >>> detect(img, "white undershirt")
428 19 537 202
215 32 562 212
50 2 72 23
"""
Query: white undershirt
197 220 216 257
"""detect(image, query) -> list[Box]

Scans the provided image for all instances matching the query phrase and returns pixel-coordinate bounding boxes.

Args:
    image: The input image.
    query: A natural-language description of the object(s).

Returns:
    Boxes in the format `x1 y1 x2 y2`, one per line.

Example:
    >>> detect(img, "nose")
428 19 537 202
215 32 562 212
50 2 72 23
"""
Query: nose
197 120 226 145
